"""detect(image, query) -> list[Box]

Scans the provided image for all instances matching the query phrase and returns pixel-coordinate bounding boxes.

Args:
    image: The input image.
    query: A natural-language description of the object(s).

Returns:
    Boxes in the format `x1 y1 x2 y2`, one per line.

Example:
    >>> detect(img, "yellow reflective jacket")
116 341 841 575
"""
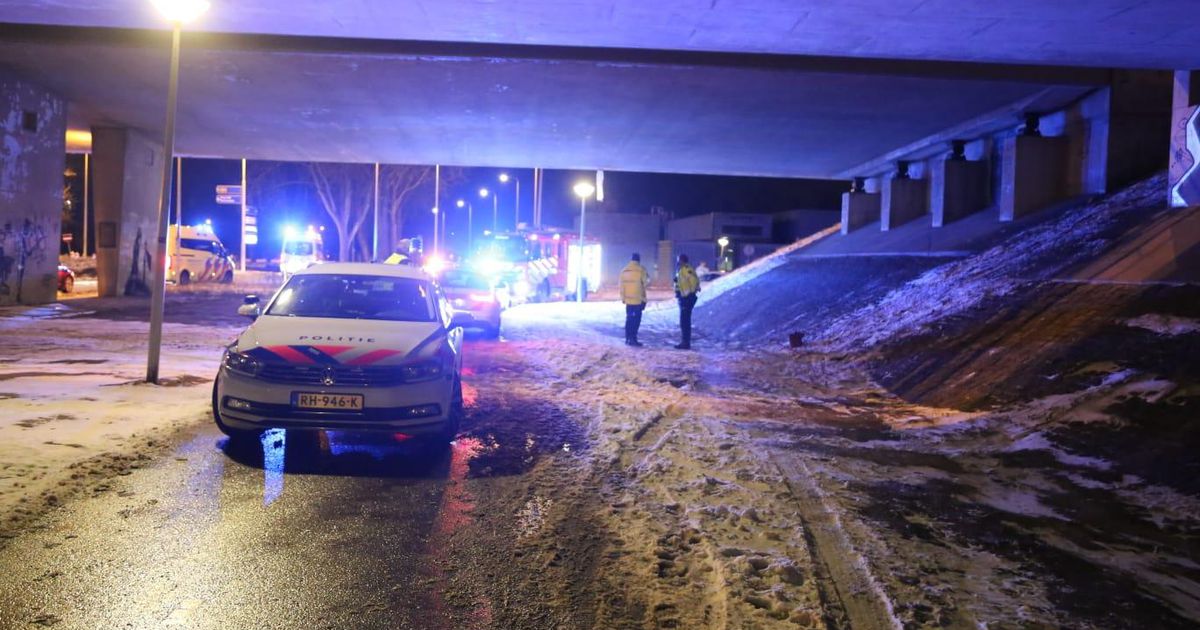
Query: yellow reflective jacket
675 263 700 298
619 261 649 305
383 252 409 265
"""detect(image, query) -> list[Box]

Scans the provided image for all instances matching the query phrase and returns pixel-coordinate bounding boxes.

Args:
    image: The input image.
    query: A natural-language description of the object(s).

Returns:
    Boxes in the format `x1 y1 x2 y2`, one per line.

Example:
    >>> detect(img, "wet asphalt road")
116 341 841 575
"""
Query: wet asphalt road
0 425 496 630
0 291 578 630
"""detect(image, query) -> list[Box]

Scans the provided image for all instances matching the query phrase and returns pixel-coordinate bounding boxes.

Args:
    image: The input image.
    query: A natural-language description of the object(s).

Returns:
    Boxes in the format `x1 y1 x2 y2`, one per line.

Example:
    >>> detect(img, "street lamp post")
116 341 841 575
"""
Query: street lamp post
717 235 730 271
479 187 497 232
499 172 520 230
573 181 595 302
146 0 209 384
457 199 472 251
436 207 446 254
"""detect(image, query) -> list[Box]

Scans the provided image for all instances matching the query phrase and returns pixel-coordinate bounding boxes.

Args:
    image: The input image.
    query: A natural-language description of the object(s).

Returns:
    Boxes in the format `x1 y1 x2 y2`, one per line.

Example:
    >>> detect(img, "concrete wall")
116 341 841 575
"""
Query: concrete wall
840 192 880 234
772 208 839 242
0 70 65 306
667 212 773 242
1170 70 1200 208
91 127 162 297
930 159 989 227
999 135 1069 222
1105 71 1172 191
881 178 928 231
574 211 662 288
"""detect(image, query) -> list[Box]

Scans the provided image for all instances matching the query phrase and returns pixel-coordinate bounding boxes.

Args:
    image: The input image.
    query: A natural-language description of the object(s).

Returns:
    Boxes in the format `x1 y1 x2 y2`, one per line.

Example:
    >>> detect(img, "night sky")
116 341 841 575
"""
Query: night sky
63 157 847 260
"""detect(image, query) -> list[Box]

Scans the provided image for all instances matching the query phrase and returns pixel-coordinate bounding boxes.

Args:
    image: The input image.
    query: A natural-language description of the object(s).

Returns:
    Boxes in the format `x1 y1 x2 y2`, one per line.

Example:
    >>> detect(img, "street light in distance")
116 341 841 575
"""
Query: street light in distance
573 181 596 303
499 172 520 229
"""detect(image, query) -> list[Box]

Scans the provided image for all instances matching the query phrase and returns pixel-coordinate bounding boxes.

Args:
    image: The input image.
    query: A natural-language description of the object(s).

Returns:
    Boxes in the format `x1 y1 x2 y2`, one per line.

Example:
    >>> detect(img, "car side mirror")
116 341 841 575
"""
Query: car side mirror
238 295 260 319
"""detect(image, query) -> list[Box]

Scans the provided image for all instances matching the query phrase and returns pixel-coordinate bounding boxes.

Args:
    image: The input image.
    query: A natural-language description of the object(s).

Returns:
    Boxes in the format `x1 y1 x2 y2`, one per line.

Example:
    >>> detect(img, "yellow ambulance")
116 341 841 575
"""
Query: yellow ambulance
167 223 236 285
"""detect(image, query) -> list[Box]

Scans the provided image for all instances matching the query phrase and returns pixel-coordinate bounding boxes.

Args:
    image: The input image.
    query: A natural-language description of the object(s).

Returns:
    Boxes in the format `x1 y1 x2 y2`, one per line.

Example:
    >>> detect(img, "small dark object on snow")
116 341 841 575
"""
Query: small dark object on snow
789 332 805 348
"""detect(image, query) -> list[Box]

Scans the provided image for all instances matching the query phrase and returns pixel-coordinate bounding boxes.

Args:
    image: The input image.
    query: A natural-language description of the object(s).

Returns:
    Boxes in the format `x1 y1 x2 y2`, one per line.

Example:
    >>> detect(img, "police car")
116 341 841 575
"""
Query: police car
212 262 466 443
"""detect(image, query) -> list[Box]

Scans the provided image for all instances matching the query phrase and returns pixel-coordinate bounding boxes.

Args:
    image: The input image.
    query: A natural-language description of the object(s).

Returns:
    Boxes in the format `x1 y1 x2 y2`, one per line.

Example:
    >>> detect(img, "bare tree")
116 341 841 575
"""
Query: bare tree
301 162 468 262
307 163 374 262
374 165 465 257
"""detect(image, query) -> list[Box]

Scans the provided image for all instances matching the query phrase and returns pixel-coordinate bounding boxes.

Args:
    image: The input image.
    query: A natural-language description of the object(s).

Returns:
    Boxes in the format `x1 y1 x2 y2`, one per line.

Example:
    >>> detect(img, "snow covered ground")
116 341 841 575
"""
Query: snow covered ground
0 303 238 539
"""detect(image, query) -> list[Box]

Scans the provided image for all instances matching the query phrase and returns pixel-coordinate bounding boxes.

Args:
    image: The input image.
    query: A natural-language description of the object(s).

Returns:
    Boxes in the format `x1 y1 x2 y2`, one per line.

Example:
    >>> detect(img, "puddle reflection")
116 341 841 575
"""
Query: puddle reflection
261 429 286 506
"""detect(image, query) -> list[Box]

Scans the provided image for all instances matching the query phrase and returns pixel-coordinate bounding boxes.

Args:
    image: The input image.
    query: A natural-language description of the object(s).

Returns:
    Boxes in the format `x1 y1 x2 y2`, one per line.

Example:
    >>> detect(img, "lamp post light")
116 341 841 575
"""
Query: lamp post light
499 172 520 230
457 199 474 251
573 181 596 302
146 0 209 384
479 187 497 232
717 235 730 271
436 207 446 254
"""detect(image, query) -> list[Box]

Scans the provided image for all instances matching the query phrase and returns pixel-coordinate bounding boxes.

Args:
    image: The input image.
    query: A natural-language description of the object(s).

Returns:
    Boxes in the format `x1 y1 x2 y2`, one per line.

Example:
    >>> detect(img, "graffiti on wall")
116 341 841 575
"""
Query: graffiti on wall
0 218 48 303
1170 105 1200 208
124 227 153 296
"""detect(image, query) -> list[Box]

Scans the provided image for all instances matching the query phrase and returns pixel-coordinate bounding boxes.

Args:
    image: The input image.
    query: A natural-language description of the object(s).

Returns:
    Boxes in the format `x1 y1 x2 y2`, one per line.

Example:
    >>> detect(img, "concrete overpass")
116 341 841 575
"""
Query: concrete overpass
1 1 1198 303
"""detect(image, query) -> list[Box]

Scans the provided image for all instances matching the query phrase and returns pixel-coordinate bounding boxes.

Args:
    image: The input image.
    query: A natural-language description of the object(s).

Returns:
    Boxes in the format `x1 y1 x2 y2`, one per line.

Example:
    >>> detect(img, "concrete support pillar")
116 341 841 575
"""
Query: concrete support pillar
881 178 928 231
0 70 66 306
844 187 883 235
91 127 163 297
999 135 1069 222
930 159 988 227
1170 70 1200 208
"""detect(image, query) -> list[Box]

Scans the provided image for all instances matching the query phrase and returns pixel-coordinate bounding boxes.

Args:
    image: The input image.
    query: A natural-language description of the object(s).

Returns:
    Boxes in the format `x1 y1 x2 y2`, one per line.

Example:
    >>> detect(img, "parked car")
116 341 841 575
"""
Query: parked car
57 265 75 293
438 266 511 338
212 262 467 444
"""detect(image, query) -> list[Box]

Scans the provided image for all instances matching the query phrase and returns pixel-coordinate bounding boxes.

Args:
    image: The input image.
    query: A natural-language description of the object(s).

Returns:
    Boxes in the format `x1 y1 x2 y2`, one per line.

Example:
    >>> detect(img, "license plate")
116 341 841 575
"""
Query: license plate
294 393 364 410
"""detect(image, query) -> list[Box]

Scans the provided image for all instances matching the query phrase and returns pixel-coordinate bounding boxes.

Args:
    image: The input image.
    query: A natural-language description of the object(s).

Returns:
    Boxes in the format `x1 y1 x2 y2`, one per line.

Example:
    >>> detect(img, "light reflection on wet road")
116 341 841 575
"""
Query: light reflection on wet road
0 340 563 630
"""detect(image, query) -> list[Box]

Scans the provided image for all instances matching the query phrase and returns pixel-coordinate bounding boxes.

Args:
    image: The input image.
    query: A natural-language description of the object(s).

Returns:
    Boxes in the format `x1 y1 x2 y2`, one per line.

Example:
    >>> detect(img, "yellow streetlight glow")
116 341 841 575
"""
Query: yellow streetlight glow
151 0 210 23
479 188 489 198
573 181 595 199
498 173 510 183
456 199 465 208
64 129 92 152
717 236 730 247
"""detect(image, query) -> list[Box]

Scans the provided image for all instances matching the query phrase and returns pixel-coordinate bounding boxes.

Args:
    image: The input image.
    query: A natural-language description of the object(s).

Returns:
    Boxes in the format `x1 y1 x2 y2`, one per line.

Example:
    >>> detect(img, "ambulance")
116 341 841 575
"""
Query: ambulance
280 225 325 279
167 223 236 285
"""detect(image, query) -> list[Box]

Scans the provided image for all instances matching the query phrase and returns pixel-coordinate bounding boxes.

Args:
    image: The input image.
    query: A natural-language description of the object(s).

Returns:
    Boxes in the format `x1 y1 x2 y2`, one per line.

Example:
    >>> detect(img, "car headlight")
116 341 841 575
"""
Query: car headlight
223 350 262 376
399 360 442 383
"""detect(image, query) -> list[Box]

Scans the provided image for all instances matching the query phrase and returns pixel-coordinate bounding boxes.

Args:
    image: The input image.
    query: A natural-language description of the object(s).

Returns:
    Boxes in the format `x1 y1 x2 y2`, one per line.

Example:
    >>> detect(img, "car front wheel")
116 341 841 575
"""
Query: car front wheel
436 377 464 444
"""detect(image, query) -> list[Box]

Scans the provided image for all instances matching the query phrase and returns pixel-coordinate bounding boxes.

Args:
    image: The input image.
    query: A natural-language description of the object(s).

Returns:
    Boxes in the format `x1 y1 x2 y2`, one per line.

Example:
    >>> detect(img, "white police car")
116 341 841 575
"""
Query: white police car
212 262 465 443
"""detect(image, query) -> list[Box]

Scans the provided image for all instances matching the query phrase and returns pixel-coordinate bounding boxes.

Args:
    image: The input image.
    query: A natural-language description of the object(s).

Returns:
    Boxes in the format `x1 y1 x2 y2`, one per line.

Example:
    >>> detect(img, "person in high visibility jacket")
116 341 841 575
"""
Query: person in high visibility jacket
383 238 416 265
673 254 700 350
619 252 650 347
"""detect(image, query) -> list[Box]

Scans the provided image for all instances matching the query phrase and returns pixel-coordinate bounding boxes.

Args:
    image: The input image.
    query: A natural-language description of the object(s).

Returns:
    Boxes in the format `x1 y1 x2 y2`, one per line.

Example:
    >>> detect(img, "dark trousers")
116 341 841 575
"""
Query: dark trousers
625 303 646 342
678 294 697 345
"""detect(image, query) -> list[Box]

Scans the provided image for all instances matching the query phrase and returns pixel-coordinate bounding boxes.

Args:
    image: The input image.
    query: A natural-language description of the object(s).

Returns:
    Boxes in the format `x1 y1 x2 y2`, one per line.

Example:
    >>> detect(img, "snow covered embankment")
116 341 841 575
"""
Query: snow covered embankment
817 174 1169 350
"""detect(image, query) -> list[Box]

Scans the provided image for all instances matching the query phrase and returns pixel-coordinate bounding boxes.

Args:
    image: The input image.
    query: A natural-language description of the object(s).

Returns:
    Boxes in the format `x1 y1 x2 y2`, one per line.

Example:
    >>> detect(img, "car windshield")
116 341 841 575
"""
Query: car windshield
440 269 492 290
266 274 437 322
284 241 315 256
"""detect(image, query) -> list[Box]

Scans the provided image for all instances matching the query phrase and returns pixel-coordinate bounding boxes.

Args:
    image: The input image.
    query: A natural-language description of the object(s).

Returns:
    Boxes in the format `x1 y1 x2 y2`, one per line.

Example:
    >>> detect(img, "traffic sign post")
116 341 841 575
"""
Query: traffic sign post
216 184 243 205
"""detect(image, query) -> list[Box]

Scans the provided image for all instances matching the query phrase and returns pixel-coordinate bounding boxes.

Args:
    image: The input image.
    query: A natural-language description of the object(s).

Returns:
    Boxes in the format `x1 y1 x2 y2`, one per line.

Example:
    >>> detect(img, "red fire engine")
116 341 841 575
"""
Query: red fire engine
469 228 601 302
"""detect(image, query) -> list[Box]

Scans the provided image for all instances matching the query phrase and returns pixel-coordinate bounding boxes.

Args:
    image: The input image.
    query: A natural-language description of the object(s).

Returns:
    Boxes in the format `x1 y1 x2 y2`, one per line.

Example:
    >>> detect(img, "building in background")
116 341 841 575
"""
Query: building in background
572 212 666 288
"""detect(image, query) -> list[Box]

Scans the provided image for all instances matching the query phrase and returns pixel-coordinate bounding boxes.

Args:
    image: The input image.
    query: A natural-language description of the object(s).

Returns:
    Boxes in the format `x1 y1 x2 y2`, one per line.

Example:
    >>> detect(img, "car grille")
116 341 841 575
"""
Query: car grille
255 363 405 387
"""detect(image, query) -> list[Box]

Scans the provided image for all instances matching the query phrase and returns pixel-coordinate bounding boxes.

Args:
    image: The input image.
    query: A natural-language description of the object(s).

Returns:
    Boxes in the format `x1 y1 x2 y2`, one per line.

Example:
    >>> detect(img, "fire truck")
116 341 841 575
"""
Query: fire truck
469 228 601 303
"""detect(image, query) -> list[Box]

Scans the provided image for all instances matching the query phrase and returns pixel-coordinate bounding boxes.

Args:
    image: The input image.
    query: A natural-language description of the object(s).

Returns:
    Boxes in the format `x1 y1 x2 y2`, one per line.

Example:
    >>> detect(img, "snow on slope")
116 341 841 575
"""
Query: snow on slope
816 174 1169 349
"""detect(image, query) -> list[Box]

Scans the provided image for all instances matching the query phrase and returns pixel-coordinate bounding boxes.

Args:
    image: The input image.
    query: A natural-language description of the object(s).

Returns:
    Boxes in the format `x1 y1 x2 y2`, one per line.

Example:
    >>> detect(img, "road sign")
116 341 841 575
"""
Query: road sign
215 184 242 195
216 193 243 205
